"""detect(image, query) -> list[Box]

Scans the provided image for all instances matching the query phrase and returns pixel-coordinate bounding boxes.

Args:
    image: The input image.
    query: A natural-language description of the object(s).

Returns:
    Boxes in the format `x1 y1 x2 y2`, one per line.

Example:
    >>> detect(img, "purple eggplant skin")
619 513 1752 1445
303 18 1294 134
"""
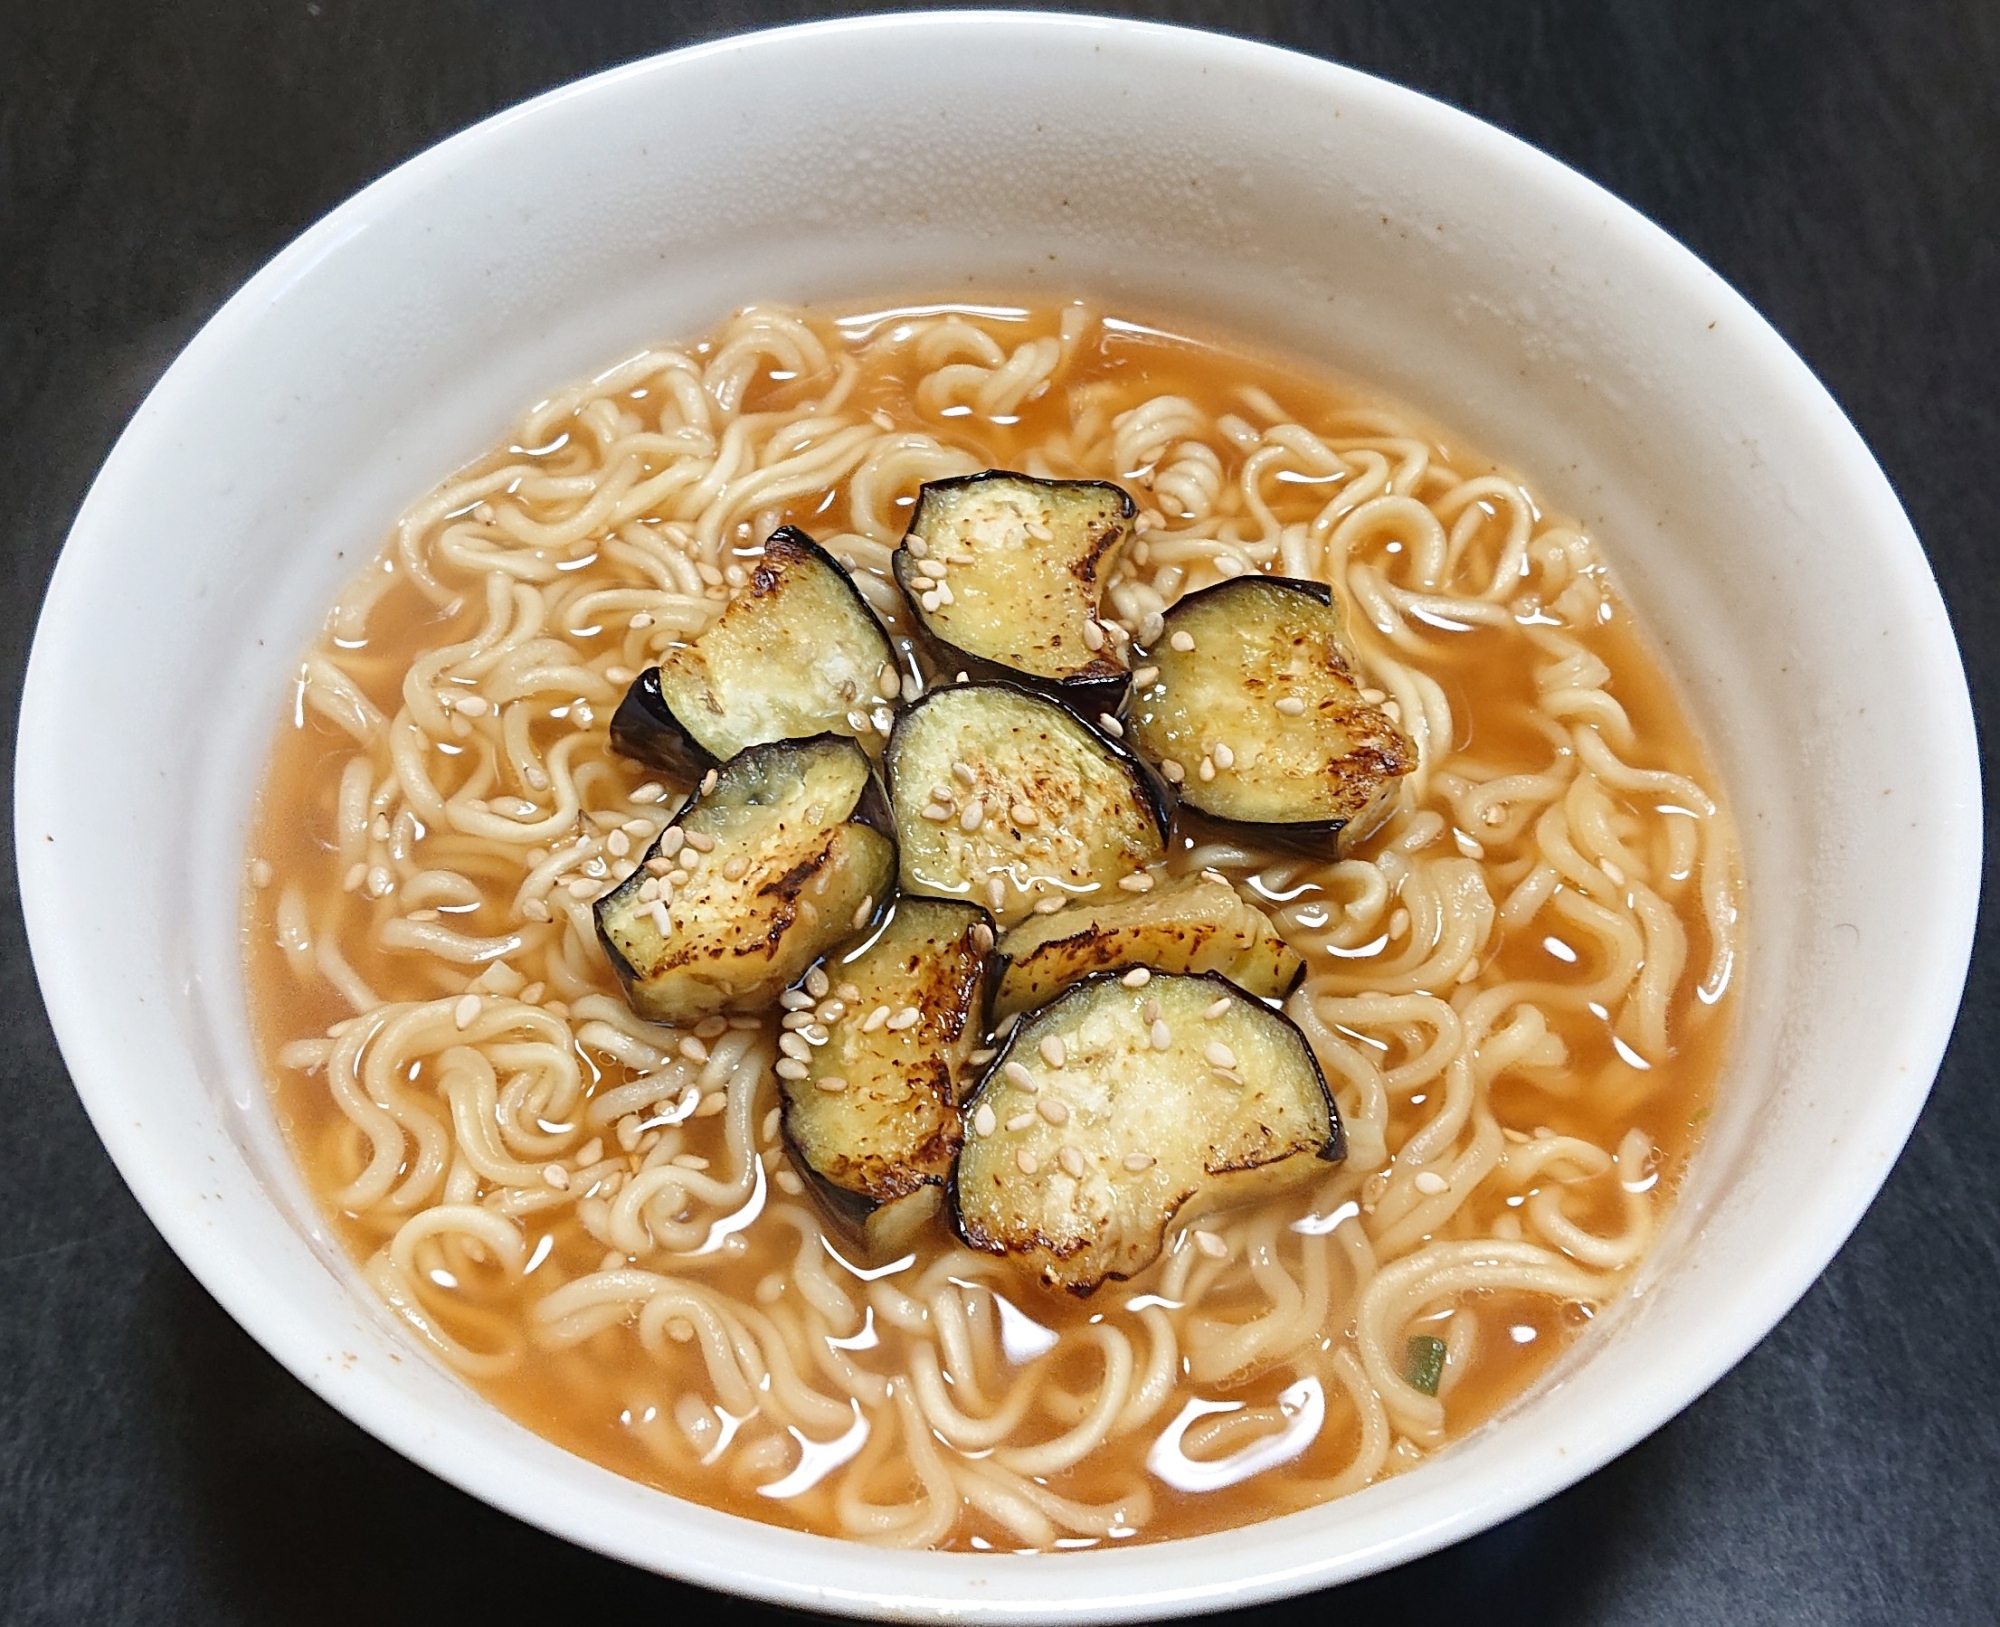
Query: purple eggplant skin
607 525 897 779
892 472 1136 721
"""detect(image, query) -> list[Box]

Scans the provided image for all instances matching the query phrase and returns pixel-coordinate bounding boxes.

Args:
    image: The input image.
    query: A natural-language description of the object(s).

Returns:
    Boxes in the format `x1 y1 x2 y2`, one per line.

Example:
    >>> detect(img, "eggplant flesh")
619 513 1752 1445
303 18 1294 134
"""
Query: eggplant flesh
885 681 1167 928
894 472 1133 710
781 898 994 1211
993 872 1304 1019
1130 575 1415 835
610 527 896 776
594 735 895 1025
953 971 1341 1294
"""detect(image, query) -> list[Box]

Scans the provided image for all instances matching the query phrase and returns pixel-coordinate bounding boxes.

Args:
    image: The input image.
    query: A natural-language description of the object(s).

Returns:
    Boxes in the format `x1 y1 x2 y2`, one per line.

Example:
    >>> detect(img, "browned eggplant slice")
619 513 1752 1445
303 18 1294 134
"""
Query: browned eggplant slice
953 971 1341 1294
594 735 895 1024
610 527 898 776
884 681 1167 928
1129 575 1415 837
893 472 1134 713
780 899 995 1218
992 872 1305 1019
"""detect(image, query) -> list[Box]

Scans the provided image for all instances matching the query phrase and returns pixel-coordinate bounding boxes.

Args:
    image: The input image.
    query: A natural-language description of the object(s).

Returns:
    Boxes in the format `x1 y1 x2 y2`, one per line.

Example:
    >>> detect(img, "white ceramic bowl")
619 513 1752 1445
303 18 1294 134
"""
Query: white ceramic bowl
17 12 1979 1618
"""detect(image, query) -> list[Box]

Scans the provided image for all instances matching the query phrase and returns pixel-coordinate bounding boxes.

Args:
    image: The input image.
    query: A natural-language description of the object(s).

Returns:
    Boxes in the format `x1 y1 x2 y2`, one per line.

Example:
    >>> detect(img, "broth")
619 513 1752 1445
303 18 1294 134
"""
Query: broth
245 300 1737 1549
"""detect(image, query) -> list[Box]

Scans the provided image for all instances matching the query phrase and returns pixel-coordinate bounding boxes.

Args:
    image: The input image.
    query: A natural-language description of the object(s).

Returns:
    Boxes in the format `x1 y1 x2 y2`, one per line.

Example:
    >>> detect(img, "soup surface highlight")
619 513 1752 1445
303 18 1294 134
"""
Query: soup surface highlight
246 300 1738 1550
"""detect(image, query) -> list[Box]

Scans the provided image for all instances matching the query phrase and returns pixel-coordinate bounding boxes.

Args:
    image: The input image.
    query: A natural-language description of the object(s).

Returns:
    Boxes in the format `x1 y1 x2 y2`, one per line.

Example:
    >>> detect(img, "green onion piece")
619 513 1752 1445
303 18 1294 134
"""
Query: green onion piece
1406 1333 1448 1396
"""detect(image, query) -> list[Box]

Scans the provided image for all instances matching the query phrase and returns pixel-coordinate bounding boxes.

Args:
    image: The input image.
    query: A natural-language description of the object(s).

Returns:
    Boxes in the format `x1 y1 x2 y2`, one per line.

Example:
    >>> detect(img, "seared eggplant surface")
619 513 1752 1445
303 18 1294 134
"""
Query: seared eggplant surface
1130 576 1415 835
954 971 1340 1293
885 681 1167 927
610 527 896 775
781 899 995 1212
992 872 1304 1019
594 735 895 1024
893 473 1133 710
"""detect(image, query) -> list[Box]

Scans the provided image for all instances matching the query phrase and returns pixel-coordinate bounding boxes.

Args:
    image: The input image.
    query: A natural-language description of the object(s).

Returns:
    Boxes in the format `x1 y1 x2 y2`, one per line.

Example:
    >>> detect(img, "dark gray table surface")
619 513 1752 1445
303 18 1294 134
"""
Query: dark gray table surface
5 2 1997 1622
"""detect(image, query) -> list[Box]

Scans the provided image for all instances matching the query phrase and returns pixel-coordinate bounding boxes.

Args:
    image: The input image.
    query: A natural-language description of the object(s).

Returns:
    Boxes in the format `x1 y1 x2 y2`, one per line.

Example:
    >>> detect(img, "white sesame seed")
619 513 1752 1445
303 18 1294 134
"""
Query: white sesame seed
987 878 1007 910
648 901 672 936
1009 802 1040 828
684 831 716 853
1025 519 1054 541
921 803 952 822
778 1032 813 1063
1082 619 1106 651
1016 1149 1040 1175
805 966 830 998
523 899 552 922
1198 758 1217 782
456 694 491 717
1058 1145 1086 1178
1169 630 1196 652
877 665 902 699
1138 611 1166 645
948 763 976 789
1203 997 1232 1020
802 1023 830 1046
696 1014 729 1038
722 855 749 881
815 1075 849 1094
775 1170 805 1195
1123 1153 1156 1173
342 861 366 892
968 1047 996 1066
1276 695 1307 716
781 1010 813 1031
1038 1097 1070 1126
1039 1036 1067 1068
1204 1041 1237 1069
1132 666 1160 687
920 591 942 613
679 1037 710 1064
959 798 986 832
847 708 873 734
780 989 815 1010
1097 713 1125 737
629 612 655 630
1211 742 1235 769
863 1005 890 1032
1150 1019 1172 1051
1007 1111 1036 1133
918 558 949 580
906 536 929 559
542 1163 570 1190
1117 872 1155 893
970 922 995 952
1414 1170 1451 1196
837 982 861 1003
700 769 719 795
887 1006 922 1031
775 1058 809 1080
1121 967 1152 988
852 895 875 929
1033 895 1067 915
1004 1062 1038 1091
452 994 480 1030
901 672 924 701
657 827 686 858
1160 758 1186 784
1360 687 1387 705
1193 1229 1228 1259
974 1102 998 1136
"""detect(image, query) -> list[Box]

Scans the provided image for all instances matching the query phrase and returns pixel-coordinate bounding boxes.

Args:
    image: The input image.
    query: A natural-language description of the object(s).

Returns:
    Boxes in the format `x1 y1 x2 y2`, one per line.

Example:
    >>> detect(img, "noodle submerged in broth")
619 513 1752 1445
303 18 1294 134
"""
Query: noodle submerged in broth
245 300 1738 1549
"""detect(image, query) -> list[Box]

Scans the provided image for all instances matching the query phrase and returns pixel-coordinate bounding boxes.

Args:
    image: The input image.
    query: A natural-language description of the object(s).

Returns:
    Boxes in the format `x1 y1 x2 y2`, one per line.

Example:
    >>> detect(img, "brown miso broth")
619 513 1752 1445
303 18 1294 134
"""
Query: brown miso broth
245 300 1737 1549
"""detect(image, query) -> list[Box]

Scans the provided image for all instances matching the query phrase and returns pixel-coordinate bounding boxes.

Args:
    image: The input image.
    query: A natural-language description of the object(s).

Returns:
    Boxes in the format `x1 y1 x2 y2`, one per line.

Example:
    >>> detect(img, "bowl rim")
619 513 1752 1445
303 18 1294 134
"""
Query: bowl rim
16 9 1982 1618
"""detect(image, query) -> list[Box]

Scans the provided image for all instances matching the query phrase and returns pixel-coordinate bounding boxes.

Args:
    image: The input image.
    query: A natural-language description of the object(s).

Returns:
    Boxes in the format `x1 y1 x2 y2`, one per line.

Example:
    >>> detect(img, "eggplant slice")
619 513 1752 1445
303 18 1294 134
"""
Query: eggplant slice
992 872 1304 1019
885 681 1167 927
893 472 1134 712
594 735 895 1024
1130 576 1416 835
954 971 1341 1294
610 527 897 776
780 899 995 1218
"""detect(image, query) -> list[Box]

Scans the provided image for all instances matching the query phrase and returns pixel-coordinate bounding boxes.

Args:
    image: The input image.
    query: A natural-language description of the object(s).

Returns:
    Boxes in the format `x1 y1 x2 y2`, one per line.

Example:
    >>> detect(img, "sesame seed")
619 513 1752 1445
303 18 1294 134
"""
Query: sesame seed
802 1023 830 1045
952 762 978 786
700 769 719 795
1138 612 1166 646
815 1000 847 1024
775 1058 809 1080
1198 759 1217 782
1007 1111 1036 1133
1150 1019 1172 1051
947 553 977 566
1143 999 1162 1024
1097 713 1125 737
630 612 655 630
1004 1062 1038 1091
1015 1149 1040 1175
1204 1041 1237 1069
906 537 929 559
920 591 942 613
1193 1229 1228 1259
667 868 689 887
1008 802 1040 828
453 994 481 1030
781 1010 814 1031
959 798 986 832
1082 620 1106 651
722 855 749 881
684 831 716 853
1203 997 1232 1020
679 1036 710 1064
1025 519 1054 541
456 694 491 718
915 557 947 580
648 902 672 936
696 1014 729 1038
657 827 686 858
921 803 952 822
847 709 873 733
542 1164 571 1190
1117 872 1155 893
862 1005 890 1032
987 878 1007 910
815 1075 849 1094
837 982 861 1003
1276 696 1307 716
974 1102 998 1136
887 1006 922 1031
1414 1171 1451 1196
1038 1097 1070 1126
780 989 815 1010
1132 666 1160 687
775 1170 806 1195
779 1033 812 1062
1169 630 1196 652
523 899 552 923
954 671 971 684
970 922 995 952
342 861 366 892
875 666 901 700
1123 1153 1156 1173
1121 967 1151 988
806 966 830 998
924 588 951 612
1211 742 1235 769
901 673 924 701
1039 1036 1067 1068
1360 687 1387 705
1033 895 1067 915
1058 1145 1086 1178
968 1046 996 1066
1160 758 1186 784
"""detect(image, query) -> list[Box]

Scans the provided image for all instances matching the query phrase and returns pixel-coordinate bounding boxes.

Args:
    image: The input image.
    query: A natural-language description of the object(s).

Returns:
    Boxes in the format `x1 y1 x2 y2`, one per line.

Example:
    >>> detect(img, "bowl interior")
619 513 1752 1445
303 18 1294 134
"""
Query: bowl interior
17 13 1978 1619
